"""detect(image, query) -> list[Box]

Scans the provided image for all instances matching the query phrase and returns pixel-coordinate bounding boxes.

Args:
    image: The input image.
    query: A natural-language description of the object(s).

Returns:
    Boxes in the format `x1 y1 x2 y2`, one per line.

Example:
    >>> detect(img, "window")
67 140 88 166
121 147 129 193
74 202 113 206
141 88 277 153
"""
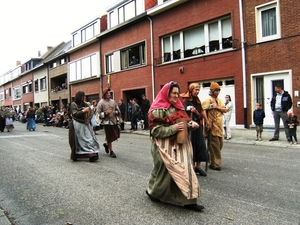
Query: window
106 54 114 73
72 19 101 47
28 82 33 92
23 85 28 94
68 53 99 82
13 87 21 100
108 0 145 29
120 42 145 69
60 58 65 65
161 17 232 63
35 80 39 92
40 77 46 90
50 62 56 69
4 89 8 100
256 1 280 42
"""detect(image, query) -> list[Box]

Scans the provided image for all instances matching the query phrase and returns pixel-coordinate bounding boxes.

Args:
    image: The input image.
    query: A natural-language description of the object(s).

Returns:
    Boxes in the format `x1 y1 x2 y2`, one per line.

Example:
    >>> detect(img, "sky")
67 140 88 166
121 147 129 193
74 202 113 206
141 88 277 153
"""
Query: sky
0 0 117 75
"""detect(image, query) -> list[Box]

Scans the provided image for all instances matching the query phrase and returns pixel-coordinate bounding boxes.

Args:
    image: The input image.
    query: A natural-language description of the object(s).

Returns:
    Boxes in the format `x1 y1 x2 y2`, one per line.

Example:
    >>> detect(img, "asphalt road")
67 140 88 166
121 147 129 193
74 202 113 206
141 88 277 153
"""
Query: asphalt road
0 122 299 225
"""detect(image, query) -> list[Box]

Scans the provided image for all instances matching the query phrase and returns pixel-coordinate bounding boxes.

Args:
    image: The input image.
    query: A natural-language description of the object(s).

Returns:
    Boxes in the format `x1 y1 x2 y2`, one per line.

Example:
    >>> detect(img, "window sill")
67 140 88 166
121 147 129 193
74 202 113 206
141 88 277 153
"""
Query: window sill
158 48 236 66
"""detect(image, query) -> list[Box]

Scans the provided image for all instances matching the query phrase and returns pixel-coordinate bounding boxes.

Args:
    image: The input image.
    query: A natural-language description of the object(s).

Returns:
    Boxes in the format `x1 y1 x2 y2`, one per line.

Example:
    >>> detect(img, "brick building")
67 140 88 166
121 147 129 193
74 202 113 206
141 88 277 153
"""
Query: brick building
243 0 300 127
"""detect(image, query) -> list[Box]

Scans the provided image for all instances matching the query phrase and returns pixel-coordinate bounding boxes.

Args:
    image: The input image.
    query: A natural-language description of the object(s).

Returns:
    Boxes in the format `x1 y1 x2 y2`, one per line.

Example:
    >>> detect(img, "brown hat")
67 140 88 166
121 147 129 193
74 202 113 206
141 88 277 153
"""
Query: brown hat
102 88 111 98
210 82 220 90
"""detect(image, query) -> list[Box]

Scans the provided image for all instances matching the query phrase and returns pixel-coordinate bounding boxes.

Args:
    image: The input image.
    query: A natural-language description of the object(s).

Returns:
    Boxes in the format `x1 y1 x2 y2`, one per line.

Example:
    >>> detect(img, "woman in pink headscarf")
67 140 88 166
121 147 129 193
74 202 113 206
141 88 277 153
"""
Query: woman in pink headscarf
146 81 204 212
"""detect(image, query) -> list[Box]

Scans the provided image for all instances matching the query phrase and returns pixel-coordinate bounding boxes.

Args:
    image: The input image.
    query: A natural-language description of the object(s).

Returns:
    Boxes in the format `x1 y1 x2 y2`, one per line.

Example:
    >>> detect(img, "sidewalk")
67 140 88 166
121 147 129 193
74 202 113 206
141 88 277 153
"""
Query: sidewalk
123 122 300 148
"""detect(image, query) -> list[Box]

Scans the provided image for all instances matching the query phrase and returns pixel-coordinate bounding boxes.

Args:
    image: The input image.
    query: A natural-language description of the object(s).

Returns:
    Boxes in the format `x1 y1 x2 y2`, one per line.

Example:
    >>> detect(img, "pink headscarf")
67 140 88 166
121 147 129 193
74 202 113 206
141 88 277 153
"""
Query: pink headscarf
149 81 185 112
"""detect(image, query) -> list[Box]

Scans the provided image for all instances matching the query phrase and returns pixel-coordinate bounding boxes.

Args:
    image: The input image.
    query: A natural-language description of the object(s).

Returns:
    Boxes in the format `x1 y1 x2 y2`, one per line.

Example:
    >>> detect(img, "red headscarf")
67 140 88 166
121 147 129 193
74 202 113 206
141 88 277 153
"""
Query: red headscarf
149 81 185 112
148 81 191 130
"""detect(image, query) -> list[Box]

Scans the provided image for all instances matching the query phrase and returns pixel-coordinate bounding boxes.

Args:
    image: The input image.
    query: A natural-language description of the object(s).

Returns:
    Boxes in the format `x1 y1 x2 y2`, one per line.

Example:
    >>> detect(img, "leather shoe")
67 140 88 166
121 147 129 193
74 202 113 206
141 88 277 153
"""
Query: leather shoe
110 151 117 158
184 204 204 212
194 167 207 176
209 165 221 171
269 138 278 141
146 190 160 202
103 143 109 154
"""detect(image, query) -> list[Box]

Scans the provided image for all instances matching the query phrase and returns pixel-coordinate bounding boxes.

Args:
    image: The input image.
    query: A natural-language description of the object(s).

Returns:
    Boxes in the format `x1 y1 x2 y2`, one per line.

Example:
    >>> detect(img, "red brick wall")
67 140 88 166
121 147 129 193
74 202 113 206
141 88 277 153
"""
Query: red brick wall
70 79 101 99
22 72 34 106
69 42 100 61
151 0 244 124
100 19 153 101
244 0 300 123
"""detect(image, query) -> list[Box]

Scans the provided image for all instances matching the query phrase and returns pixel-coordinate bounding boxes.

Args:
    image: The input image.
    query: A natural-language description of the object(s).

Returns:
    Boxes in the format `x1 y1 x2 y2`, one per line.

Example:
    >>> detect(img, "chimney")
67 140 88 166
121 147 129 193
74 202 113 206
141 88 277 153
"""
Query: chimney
38 51 41 57
47 46 53 51
16 61 21 66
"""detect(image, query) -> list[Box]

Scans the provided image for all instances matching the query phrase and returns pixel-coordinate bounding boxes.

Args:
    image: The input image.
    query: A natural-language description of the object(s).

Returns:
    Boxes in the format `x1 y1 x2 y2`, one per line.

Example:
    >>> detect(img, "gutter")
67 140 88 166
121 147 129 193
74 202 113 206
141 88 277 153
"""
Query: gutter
239 0 247 128
148 16 155 101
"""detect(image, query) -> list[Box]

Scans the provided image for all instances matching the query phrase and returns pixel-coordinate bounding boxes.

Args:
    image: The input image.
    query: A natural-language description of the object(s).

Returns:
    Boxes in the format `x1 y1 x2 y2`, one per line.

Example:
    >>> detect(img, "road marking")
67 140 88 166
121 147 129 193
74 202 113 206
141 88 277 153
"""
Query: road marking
0 133 59 139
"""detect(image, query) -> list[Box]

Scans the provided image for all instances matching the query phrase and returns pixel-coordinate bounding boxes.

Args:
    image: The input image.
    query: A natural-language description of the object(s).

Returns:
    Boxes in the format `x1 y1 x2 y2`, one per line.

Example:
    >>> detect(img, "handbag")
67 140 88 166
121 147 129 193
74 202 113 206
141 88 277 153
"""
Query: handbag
90 114 99 127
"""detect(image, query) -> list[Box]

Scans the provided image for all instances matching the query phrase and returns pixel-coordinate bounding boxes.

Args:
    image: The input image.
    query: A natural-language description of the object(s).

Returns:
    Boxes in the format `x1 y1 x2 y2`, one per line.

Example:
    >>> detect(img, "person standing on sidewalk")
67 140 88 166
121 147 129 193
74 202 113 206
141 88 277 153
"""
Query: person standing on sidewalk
269 83 292 142
285 111 299 144
130 98 139 132
253 102 265 141
141 94 150 130
223 95 233 140
202 82 227 171
97 88 120 158
180 83 210 176
118 99 126 131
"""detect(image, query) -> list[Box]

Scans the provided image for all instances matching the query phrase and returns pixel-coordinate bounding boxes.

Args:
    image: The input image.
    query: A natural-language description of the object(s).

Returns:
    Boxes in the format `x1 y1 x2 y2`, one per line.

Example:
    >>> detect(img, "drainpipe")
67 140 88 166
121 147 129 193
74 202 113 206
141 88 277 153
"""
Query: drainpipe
148 16 155 102
239 0 247 128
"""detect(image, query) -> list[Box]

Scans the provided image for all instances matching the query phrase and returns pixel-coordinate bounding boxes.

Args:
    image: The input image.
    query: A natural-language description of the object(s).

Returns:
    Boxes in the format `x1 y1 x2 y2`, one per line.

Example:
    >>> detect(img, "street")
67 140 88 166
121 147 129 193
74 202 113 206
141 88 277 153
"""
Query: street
0 122 300 225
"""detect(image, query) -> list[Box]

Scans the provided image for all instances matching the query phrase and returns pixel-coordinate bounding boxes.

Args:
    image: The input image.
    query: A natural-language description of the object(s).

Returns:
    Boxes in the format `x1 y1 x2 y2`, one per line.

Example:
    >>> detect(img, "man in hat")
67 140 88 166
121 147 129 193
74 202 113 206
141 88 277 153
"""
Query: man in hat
202 82 227 171
97 88 120 158
141 94 150 129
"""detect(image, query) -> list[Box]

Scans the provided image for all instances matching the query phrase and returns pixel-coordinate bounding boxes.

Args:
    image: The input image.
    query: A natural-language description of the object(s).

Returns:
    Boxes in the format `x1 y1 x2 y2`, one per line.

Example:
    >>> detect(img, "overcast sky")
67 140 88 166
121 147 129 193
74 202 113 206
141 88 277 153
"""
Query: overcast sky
0 0 116 74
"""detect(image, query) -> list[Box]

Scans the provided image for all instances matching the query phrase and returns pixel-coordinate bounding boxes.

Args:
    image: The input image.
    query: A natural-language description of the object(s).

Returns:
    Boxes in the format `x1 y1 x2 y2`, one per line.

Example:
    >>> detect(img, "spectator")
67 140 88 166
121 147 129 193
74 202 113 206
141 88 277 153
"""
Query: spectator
118 99 126 131
130 98 139 132
141 94 150 130
285 111 299 144
269 83 292 142
253 102 265 141
223 95 233 140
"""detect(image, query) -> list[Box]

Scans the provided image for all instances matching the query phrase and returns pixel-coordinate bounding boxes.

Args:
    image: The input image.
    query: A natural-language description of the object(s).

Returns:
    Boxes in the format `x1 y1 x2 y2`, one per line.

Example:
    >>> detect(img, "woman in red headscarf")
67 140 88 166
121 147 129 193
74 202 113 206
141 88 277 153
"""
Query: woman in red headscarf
146 81 204 212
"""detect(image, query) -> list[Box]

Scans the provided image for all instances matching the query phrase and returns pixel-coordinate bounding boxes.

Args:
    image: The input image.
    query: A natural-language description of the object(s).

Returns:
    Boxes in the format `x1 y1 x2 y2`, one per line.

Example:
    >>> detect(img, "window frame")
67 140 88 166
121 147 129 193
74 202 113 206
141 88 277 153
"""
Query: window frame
255 1 281 43
161 16 232 63
13 86 21 100
120 42 145 70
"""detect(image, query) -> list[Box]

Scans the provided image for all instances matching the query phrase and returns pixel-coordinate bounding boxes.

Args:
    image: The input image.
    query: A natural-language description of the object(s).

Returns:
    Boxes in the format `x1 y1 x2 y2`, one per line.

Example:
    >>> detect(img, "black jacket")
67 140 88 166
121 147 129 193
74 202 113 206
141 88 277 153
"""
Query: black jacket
253 109 265 125
270 91 292 112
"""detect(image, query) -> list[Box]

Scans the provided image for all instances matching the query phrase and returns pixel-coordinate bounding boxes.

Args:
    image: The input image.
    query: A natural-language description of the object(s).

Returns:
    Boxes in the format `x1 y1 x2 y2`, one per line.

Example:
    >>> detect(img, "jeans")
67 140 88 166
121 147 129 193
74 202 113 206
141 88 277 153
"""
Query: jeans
272 111 289 140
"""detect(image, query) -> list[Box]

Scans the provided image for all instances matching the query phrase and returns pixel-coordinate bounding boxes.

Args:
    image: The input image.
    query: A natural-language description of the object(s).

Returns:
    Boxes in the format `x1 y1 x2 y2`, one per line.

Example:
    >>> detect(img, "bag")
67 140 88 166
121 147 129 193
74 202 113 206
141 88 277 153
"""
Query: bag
95 113 102 124
90 114 99 127
117 116 123 124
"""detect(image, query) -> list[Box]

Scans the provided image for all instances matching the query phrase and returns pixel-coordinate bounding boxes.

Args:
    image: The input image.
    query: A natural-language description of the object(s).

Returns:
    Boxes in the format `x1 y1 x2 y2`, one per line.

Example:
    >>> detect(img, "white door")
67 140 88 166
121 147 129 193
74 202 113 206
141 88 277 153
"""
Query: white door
253 72 291 126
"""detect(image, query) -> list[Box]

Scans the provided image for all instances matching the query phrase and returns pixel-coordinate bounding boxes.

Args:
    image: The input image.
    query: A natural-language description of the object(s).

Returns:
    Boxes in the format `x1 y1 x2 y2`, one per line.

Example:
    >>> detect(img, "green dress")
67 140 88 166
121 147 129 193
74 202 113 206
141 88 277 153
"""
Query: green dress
147 107 200 205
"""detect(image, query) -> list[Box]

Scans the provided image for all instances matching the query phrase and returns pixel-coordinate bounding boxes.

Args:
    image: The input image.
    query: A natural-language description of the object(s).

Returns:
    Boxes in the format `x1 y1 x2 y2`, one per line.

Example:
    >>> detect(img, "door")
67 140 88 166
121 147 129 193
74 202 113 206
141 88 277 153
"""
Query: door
255 73 291 126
